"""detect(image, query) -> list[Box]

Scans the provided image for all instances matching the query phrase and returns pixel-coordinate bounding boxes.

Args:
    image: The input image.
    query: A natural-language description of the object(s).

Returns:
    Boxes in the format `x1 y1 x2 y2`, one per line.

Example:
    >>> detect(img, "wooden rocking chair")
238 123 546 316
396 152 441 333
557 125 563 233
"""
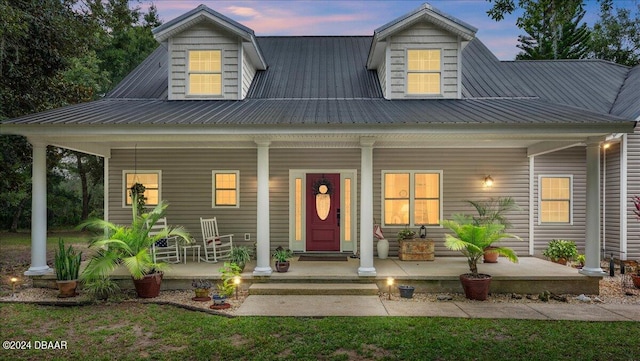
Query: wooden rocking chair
200 217 233 263
148 217 181 264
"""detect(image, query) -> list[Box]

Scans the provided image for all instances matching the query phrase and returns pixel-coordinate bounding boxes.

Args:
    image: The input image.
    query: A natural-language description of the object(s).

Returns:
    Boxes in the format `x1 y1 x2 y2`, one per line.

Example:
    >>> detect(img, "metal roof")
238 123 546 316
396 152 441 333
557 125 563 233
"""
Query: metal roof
374 3 477 39
4 98 632 131
106 46 168 99
248 37 383 99
152 4 255 39
611 65 640 120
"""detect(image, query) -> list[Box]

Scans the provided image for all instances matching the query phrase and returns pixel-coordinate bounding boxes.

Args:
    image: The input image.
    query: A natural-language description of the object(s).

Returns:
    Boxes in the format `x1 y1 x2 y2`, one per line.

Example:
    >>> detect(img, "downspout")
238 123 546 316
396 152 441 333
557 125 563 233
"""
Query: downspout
602 143 608 258
529 155 535 256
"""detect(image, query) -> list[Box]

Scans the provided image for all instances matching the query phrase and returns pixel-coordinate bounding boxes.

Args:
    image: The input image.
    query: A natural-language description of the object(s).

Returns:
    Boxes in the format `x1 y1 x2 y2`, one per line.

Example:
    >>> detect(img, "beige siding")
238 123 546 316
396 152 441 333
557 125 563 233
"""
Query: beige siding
373 148 530 256
377 52 387 98
388 23 460 99
241 48 256 99
627 128 640 259
109 149 257 249
533 147 586 254
168 23 239 100
603 142 621 257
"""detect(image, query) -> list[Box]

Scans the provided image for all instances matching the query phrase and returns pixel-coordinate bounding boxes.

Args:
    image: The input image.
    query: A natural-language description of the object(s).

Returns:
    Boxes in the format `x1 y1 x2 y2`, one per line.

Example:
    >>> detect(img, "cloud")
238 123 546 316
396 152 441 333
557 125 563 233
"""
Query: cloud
225 6 261 18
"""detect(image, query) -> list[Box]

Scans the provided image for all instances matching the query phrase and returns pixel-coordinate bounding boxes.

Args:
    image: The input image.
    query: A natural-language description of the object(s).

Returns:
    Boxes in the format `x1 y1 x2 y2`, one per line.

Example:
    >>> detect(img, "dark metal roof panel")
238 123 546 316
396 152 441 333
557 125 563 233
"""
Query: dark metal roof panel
502 60 629 114
247 37 383 99
4 98 631 127
107 46 168 99
611 65 640 119
461 39 533 98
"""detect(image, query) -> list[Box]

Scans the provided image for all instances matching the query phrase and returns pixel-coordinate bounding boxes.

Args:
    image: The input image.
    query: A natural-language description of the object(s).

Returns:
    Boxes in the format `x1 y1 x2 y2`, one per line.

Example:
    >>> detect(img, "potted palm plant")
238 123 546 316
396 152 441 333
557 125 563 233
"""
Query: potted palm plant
54 239 82 298
443 220 520 300
272 246 293 272
80 193 191 298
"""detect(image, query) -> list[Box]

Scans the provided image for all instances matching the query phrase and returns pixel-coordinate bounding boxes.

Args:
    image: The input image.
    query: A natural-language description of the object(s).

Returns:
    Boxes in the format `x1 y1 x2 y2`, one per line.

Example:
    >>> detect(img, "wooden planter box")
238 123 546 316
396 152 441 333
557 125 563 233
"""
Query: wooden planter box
398 239 435 261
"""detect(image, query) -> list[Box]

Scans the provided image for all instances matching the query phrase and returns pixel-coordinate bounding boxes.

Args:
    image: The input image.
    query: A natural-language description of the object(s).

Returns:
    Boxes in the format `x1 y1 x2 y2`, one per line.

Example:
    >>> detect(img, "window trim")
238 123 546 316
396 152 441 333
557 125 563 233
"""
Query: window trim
212 170 240 208
538 174 573 225
405 48 442 96
187 49 223 98
381 170 443 228
122 170 162 208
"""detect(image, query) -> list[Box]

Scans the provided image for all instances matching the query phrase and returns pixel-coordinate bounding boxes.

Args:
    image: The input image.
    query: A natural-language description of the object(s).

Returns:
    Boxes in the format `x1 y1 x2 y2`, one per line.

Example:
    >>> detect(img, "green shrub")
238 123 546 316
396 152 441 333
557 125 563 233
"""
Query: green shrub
542 239 578 261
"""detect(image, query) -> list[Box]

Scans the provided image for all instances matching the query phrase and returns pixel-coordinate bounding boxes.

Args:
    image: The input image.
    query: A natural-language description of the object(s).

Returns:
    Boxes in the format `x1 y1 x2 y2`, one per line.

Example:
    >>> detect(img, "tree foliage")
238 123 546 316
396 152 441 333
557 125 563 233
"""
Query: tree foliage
590 0 640 66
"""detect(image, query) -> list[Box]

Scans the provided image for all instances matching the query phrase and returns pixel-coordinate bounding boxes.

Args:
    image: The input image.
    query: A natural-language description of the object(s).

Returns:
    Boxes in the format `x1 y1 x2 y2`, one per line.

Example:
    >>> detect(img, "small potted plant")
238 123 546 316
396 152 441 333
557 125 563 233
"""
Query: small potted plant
574 254 585 269
54 239 82 298
542 239 578 265
397 227 416 241
192 279 212 300
272 246 293 272
229 246 252 272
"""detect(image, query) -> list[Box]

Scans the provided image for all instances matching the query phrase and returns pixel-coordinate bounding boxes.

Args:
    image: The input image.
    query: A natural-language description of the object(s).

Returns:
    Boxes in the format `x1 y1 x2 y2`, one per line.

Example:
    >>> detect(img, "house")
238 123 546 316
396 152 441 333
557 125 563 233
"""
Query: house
2 3 639 278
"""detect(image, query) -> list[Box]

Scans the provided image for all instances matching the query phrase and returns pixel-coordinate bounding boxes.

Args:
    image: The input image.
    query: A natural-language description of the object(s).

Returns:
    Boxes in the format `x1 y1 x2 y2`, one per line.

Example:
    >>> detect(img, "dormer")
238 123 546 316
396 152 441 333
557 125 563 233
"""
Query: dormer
152 5 267 100
367 3 477 100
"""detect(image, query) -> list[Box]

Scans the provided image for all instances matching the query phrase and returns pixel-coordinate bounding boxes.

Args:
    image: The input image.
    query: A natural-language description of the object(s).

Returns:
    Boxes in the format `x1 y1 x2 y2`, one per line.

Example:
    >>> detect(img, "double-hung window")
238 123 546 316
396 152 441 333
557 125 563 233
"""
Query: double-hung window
406 49 441 95
212 171 239 208
123 171 161 207
188 50 222 96
539 175 572 224
383 171 442 227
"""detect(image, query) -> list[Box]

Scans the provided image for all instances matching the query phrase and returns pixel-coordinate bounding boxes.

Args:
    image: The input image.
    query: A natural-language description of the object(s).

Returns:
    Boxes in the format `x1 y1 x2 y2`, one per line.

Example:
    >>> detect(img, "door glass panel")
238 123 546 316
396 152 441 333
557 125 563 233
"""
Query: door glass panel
344 178 351 242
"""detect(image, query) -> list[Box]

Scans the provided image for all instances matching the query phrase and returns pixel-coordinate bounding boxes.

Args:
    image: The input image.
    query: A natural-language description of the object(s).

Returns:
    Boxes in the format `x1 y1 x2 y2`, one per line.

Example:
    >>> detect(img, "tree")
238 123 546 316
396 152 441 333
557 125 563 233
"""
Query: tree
590 0 640 66
515 0 591 60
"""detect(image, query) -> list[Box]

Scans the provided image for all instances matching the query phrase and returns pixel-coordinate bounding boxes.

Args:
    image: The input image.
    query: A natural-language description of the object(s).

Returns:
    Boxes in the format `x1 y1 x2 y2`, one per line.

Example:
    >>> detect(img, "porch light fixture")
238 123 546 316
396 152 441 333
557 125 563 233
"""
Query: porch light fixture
483 175 494 188
234 276 241 300
387 277 394 299
10 277 18 298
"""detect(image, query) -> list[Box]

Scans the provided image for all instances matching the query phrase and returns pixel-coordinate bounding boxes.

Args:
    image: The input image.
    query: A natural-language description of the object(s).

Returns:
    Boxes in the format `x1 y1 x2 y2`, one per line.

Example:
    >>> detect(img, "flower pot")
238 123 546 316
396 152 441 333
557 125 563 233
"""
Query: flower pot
56 280 78 298
459 273 492 301
132 272 163 298
212 294 227 305
194 288 210 298
483 247 499 263
631 274 640 289
377 239 389 259
553 258 568 265
275 261 290 273
398 285 415 298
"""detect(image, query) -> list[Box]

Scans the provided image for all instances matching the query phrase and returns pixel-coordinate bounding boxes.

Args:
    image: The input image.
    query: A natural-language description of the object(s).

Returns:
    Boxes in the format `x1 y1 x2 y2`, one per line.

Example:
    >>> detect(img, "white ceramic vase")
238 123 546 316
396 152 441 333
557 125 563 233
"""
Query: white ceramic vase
377 238 389 259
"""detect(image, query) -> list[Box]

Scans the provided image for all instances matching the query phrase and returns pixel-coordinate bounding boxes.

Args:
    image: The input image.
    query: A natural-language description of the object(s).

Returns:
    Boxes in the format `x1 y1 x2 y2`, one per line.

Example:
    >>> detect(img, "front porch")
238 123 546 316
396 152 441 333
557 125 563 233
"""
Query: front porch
31 256 600 295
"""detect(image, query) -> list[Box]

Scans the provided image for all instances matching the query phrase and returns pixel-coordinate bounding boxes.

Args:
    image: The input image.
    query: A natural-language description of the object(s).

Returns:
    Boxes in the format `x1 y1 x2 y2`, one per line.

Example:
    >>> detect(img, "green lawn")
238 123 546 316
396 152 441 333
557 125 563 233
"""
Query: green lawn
1 303 639 361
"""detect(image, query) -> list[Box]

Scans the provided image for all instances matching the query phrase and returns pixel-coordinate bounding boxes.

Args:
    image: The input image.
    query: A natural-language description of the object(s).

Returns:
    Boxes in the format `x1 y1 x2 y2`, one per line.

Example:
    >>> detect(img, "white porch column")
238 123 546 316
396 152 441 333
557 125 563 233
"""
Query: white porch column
25 140 51 275
253 140 273 276
358 137 376 276
580 141 606 276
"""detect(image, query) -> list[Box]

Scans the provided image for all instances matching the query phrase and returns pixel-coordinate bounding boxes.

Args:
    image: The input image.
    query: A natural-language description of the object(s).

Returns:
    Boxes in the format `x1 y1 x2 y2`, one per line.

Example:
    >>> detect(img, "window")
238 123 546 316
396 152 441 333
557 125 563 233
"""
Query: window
123 171 161 207
188 50 221 96
383 171 441 226
212 171 239 207
539 176 572 224
407 49 441 95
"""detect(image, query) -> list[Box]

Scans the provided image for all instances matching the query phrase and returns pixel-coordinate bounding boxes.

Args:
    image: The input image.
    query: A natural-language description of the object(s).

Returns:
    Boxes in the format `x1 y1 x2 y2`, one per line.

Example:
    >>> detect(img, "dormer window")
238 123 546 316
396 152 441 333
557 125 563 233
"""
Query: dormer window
406 49 441 95
188 50 222 96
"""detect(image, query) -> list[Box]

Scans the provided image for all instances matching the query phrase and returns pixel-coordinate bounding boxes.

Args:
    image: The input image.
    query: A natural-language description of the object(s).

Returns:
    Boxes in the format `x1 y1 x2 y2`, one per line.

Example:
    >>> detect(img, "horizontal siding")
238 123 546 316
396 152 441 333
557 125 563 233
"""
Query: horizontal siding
627 129 640 259
388 23 460 99
374 148 530 256
241 48 256 99
377 54 387 98
604 142 621 257
109 149 257 249
169 23 239 100
533 147 586 255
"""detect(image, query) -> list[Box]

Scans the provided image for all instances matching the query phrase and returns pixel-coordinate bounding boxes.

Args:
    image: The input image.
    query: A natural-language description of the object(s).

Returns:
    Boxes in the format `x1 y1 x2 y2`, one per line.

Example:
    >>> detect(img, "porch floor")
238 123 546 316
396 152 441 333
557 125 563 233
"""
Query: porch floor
31 256 601 295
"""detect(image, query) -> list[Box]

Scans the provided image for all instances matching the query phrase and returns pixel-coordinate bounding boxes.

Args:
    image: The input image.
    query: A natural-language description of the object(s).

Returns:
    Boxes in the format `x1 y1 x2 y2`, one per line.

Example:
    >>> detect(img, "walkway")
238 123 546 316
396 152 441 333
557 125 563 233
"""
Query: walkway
235 295 640 321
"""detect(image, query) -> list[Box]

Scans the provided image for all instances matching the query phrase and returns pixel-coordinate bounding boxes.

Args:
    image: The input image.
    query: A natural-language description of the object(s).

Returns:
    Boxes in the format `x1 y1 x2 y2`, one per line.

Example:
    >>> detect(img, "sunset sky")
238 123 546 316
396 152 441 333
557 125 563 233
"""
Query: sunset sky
144 0 637 60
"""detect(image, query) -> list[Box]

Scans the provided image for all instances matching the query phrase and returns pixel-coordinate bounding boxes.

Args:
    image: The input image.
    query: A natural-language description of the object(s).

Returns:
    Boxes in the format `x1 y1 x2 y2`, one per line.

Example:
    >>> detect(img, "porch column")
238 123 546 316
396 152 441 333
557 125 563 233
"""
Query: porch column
253 140 273 276
358 137 376 276
25 140 51 275
580 141 606 276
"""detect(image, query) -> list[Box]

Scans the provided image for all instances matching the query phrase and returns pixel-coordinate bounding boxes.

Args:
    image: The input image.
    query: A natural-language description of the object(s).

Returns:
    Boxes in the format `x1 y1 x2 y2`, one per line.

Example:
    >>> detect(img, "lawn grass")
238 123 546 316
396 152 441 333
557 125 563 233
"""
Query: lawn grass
0 230 90 247
1 303 638 360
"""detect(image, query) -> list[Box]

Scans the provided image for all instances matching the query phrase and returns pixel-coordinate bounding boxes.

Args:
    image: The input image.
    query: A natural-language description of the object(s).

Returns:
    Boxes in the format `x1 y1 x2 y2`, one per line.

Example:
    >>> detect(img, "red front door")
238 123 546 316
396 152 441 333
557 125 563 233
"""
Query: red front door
306 173 340 251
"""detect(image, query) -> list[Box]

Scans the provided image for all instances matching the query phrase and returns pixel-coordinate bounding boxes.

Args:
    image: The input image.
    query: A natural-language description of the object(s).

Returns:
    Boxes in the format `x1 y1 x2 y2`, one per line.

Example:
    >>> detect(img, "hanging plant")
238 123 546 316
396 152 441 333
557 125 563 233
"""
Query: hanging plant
130 182 147 215
312 177 333 196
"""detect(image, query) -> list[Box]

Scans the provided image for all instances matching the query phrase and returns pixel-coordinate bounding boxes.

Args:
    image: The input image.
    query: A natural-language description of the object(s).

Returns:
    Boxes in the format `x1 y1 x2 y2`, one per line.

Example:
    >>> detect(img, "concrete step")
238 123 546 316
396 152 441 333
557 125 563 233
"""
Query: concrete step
249 283 380 296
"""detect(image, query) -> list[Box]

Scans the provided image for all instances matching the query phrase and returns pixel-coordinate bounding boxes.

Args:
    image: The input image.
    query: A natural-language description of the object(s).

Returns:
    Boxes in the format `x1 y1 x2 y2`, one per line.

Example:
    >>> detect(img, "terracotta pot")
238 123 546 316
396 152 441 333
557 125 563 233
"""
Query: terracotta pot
483 247 499 263
459 273 492 301
275 261 290 273
631 274 640 289
56 280 78 298
132 272 163 298
553 258 568 265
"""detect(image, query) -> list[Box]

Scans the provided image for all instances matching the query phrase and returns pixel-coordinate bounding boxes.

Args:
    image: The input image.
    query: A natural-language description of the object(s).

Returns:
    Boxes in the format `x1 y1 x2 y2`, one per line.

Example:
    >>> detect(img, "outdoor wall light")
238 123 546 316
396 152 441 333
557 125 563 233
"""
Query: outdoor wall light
234 276 241 300
387 277 394 299
483 175 494 188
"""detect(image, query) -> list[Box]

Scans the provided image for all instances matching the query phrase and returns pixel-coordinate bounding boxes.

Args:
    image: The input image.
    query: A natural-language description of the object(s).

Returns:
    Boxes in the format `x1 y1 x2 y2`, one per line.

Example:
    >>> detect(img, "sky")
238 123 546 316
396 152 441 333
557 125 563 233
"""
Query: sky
143 0 639 60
